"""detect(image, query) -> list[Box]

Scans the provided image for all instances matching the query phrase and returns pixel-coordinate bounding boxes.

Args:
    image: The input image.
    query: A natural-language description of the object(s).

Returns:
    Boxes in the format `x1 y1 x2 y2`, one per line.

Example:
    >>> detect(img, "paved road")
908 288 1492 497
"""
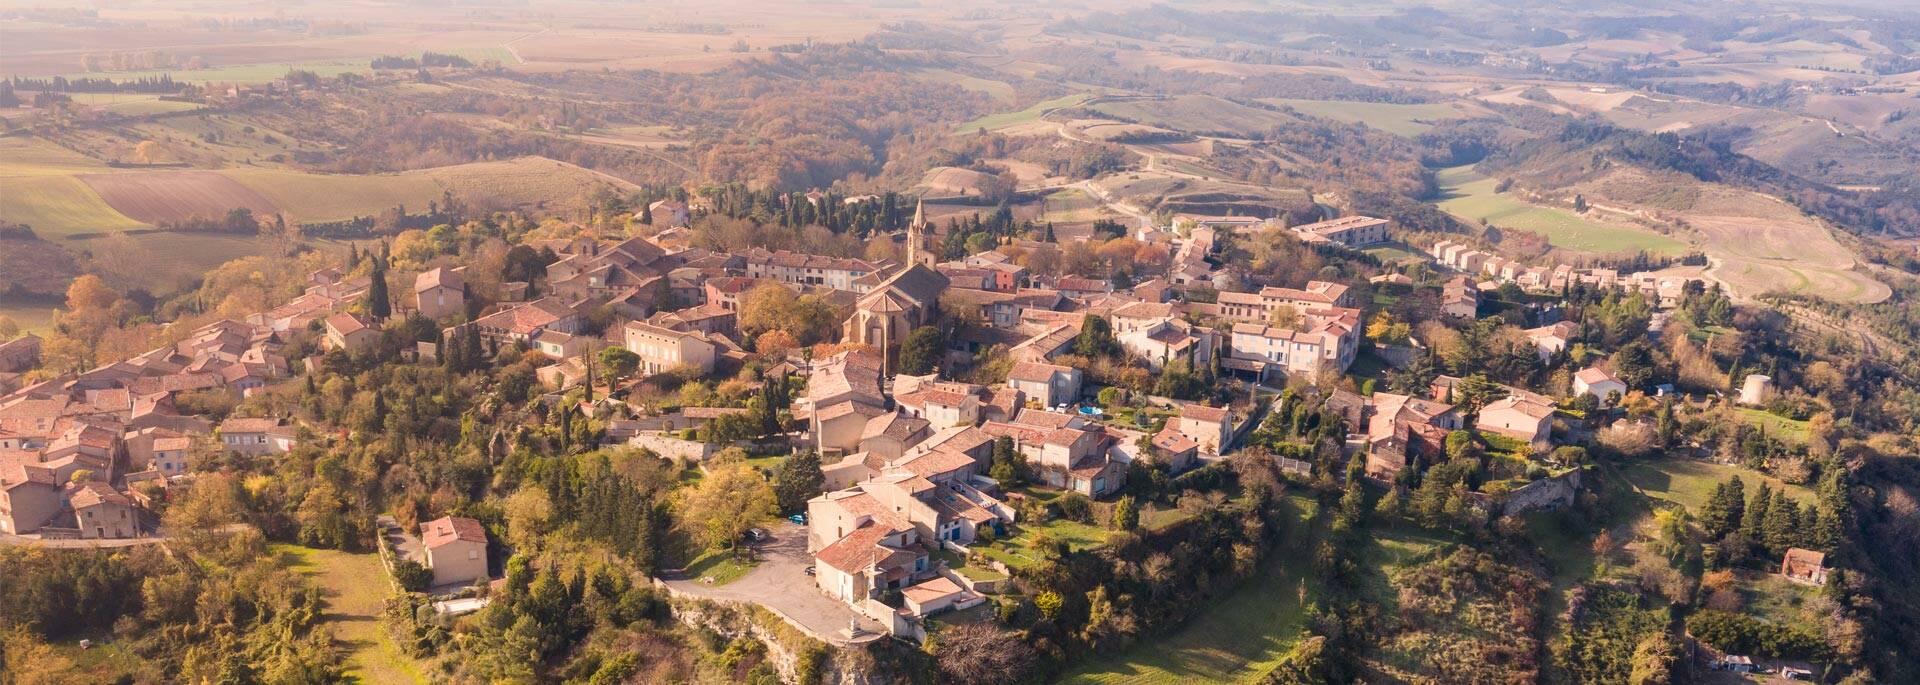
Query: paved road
664 521 888 645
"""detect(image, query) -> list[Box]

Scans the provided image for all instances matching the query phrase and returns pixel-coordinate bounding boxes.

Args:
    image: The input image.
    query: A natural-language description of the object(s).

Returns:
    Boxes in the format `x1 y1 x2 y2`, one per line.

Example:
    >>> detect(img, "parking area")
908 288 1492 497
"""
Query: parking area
664 521 888 644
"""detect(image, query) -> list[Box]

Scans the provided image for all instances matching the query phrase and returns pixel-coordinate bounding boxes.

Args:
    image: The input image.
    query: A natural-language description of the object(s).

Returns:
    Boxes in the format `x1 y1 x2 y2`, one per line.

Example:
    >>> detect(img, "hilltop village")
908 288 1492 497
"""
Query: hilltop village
0 192 1878 682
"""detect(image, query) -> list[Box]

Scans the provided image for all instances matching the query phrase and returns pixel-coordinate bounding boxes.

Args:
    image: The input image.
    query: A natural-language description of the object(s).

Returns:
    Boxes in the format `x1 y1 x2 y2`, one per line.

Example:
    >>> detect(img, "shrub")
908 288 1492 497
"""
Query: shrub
1686 610 1828 660
392 559 432 592
1055 493 1094 523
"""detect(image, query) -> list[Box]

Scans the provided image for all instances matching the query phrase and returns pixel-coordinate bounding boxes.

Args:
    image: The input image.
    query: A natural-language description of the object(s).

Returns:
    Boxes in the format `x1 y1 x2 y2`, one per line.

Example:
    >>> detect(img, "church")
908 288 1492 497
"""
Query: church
841 202 949 367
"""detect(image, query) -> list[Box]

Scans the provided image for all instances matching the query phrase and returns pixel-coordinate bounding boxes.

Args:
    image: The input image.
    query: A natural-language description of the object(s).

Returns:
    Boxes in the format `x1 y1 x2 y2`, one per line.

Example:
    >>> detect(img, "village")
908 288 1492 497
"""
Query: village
0 190 1837 680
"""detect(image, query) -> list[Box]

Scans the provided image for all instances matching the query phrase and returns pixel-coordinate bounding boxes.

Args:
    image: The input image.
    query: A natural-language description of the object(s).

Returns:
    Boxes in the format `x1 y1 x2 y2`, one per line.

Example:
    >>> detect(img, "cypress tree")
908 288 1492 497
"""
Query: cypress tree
1762 491 1798 555
366 264 391 319
1741 482 1772 540
1701 481 1734 537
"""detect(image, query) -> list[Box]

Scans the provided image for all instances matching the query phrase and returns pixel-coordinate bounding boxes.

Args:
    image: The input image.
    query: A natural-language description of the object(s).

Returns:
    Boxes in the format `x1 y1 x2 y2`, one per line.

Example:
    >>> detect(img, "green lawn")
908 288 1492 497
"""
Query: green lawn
959 93 1091 132
1738 571 1818 625
1617 458 1814 514
683 547 759 586
974 514 1110 570
274 544 428 685
1360 241 1425 263
934 548 1008 582
1434 166 1687 256
1262 98 1475 137
1734 408 1810 443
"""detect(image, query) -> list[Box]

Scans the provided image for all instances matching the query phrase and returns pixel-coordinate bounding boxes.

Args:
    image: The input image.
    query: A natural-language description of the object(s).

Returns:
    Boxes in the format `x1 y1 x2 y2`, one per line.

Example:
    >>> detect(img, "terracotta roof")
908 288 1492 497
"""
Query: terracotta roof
863 412 930 442
889 448 975 479
69 481 133 508
1575 367 1620 385
1007 361 1071 384
416 267 464 293
219 417 284 434
814 523 907 574
1181 404 1230 423
421 516 487 548
325 313 371 337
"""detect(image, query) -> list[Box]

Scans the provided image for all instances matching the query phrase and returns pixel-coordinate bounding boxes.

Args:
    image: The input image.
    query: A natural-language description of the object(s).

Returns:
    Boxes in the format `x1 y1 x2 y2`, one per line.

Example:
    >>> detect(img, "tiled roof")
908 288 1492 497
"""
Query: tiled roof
1181 404 1230 422
422 516 487 548
814 523 905 574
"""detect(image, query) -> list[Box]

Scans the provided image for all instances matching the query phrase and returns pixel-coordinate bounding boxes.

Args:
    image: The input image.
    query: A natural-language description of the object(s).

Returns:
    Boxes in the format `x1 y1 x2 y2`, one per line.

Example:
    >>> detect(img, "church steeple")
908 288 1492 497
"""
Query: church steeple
907 198 929 267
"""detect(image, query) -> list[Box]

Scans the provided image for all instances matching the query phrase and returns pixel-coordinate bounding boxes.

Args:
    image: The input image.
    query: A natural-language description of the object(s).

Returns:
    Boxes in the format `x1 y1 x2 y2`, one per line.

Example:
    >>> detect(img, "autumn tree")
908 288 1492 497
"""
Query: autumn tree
678 463 777 556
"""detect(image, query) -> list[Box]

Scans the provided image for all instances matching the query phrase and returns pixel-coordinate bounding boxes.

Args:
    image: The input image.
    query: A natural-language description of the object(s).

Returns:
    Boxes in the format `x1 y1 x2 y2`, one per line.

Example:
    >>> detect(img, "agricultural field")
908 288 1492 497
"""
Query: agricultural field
0 137 148 238
1091 96 1299 138
1040 188 1123 224
1263 98 1482 137
1434 166 1688 256
275 544 428 685
80 171 279 224
959 93 1091 132
911 68 1016 102
61 92 205 116
1617 458 1814 514
0 305 58 335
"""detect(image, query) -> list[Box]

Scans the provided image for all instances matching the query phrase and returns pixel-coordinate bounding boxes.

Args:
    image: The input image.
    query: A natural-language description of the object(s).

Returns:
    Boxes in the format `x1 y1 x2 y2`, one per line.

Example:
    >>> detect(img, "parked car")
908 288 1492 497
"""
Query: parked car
743 527 770 544
804 566 816 576
788 513 806 525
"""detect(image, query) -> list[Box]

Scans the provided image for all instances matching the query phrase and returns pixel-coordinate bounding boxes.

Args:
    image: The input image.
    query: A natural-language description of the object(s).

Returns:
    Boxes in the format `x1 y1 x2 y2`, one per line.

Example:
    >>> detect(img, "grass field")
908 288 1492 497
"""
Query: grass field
0 305 58 334
0 137 148 238
1061 501 1443 685
1617 458 1814 513
1434 166 1688 256
1734 408 1810 443
959 93 1090 132
63 92 205 116
912 68 1015 102
0 174 149 238
275 544 428 685
1263 99 1473 137
683 547 759 586
1092 96 1298 137
1361 241 1425 263
1058 558 1313 685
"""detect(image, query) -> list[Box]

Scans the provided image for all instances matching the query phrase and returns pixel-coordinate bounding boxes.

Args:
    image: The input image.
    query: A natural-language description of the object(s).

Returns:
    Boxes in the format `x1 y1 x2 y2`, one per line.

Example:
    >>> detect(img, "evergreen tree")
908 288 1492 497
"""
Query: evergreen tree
1741 482 1772 540
1762 491 1799 555
1111 495 1139 531
897 326 945 376
366 263 391 319
773 451 824 513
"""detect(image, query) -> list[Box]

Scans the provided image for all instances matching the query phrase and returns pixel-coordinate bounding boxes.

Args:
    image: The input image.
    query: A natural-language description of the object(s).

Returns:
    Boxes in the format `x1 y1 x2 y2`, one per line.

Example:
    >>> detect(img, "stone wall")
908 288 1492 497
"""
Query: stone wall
628 432 714 462
1502 468 1583 515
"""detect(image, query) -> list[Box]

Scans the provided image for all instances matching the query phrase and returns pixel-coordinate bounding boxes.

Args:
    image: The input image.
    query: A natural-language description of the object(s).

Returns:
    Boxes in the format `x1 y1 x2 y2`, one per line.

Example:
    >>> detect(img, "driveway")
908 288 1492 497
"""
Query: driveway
376 515 423 564
664 521 888 645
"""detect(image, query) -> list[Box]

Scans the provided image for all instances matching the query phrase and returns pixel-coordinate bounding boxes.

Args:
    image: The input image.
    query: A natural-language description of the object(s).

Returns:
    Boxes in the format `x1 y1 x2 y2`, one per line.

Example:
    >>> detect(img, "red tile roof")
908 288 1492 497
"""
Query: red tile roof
422 516 487 548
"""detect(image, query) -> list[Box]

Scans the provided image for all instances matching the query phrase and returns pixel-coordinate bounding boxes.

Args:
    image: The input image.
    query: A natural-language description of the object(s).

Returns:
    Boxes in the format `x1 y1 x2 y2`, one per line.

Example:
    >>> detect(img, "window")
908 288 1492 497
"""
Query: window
468 549 479 560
